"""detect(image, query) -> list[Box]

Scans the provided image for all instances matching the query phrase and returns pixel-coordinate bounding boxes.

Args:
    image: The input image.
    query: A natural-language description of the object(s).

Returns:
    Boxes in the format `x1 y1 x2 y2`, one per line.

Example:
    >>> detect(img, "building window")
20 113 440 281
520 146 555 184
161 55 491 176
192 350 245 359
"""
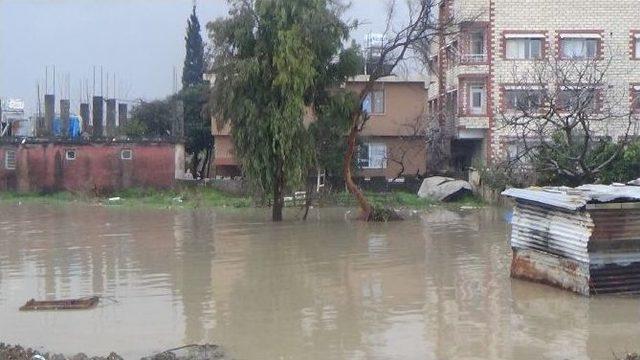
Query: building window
362 90 385 115
461 29 486 63
632 87 640 112
505 38 543 59
65 149 77 160
558 87 599 112
469 84 486 115
120 149 133 160
560 37 599 59
358 143 387 169
504 89 544 111
4 150 16 170
635 36 640 59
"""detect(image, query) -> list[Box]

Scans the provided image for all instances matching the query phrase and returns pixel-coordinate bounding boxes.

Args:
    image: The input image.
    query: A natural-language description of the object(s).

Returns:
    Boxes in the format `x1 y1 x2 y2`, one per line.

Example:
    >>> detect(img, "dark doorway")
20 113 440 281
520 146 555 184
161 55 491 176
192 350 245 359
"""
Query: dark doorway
451 139 483 178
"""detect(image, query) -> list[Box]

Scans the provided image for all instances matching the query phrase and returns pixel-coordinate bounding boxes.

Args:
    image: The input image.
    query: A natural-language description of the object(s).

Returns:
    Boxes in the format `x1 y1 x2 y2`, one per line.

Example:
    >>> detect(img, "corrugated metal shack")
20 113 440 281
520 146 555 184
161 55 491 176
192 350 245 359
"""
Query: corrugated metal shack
502 185 640 296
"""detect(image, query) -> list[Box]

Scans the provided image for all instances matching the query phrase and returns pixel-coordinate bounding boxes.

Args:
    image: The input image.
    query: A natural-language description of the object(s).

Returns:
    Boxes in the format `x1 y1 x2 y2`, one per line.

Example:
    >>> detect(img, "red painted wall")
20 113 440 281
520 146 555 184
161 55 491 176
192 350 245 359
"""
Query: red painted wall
0 142 178 193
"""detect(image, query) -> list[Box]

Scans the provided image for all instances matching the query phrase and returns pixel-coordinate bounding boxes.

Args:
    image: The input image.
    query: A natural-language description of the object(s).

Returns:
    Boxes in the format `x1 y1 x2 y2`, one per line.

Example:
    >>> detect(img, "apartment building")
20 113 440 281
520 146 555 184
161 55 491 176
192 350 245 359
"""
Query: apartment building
212 76 429 180
427 0 640 171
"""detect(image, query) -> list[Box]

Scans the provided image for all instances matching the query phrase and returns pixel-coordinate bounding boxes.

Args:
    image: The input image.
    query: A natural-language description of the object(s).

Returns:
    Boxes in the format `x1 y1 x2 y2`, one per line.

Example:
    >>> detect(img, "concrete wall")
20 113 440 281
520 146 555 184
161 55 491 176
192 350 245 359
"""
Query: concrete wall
358 136 427 179
0 141 180 193
345 80 428 137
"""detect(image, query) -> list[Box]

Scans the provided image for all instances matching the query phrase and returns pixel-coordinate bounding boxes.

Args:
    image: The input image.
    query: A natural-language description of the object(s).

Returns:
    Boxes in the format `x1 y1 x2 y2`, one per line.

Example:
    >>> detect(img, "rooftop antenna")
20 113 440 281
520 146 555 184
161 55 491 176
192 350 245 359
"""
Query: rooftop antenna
45 66 48 94
93 66 96 97
53 66 56 96
100 66 103 97
106 71 109 98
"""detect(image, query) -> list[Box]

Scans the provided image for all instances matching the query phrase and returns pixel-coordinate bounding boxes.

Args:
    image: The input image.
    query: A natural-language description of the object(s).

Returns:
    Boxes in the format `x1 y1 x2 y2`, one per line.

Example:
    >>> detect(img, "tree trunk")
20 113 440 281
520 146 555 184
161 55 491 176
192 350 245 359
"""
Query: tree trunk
272 159 284 222
199 147 212 179
343 117 373 220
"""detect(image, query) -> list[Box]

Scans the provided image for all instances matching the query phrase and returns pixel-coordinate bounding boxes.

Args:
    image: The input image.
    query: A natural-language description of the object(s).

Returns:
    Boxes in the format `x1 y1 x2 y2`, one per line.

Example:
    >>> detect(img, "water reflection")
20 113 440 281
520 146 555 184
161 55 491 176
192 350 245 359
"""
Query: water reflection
0 204 639 359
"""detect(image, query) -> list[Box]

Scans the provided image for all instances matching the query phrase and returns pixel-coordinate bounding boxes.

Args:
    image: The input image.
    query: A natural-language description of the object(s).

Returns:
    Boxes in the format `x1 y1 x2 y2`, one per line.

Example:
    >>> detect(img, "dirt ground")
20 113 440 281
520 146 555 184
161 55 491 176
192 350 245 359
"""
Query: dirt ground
0 343 226 360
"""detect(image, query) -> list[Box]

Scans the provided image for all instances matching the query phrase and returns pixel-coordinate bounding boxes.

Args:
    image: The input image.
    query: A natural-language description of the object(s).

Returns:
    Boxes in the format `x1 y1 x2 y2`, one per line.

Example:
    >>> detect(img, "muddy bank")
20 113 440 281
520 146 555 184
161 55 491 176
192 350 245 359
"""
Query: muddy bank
0 343 226 360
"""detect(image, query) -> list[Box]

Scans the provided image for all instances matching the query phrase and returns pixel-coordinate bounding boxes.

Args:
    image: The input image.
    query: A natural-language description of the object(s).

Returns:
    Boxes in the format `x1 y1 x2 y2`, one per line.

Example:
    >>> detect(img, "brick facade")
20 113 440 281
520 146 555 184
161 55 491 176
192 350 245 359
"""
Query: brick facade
429 0 640 165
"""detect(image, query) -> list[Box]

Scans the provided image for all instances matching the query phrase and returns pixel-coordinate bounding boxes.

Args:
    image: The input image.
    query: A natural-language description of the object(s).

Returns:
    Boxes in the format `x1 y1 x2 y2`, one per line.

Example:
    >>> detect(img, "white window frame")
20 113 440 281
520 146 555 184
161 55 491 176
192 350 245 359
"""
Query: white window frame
469 84 486 115
65 149 77 161
505 38 543 59
363 90 385 115
359 143 387 169
120 149 133 160
635 37 640 59
4 150 16 170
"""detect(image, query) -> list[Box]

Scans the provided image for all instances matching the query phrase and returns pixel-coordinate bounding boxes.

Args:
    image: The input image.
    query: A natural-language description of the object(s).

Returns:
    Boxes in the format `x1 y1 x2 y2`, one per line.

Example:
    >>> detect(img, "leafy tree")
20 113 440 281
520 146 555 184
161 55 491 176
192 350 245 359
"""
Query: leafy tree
125 97 176 137
182 84 213 178
209 0 356 221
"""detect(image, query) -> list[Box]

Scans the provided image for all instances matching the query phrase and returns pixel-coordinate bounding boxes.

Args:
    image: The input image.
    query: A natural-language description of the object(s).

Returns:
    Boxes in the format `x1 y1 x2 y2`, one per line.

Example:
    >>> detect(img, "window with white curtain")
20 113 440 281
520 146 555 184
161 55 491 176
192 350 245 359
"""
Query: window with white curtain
504 89 544 110
358 143 387 169
362 90 385 115
505 38 542 59
636 37 640 59
560 38 598 59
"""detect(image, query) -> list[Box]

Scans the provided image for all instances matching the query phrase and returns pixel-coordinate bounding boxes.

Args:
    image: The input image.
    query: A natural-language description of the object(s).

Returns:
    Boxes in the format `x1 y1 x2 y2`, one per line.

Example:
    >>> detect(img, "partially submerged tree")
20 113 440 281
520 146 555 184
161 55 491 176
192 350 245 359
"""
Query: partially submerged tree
208 0 358 221
499 56 636 186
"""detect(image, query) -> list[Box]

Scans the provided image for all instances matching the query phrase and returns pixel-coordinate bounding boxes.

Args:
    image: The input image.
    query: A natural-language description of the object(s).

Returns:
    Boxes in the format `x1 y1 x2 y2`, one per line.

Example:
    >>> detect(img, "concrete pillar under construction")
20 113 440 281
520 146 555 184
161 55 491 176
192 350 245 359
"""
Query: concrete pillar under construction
106 99 116 137
80 103 90 135
118 103 128 129
60 99 70 137
92 96 103 138
44 94 55 137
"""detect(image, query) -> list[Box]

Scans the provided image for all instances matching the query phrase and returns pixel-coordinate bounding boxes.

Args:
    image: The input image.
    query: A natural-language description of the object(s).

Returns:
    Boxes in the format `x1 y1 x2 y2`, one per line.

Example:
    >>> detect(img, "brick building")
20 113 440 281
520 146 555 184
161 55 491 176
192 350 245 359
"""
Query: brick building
212 76 429 181
0 140 185 193
427 0 640 171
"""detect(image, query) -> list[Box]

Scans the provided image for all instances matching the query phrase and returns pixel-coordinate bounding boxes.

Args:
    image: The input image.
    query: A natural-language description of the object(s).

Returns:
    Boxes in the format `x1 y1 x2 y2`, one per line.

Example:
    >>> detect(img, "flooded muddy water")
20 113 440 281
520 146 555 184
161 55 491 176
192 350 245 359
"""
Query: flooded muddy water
0 203 639 359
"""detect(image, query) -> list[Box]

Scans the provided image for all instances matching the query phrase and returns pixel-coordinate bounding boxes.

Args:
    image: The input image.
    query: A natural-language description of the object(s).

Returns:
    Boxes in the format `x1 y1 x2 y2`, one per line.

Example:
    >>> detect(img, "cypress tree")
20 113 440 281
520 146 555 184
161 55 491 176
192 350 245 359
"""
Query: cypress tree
182 5 205 88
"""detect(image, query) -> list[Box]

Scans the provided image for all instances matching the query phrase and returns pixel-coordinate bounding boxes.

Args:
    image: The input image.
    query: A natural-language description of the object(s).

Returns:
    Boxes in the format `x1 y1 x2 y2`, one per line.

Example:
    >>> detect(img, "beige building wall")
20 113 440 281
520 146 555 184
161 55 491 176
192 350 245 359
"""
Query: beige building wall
211 77 429 180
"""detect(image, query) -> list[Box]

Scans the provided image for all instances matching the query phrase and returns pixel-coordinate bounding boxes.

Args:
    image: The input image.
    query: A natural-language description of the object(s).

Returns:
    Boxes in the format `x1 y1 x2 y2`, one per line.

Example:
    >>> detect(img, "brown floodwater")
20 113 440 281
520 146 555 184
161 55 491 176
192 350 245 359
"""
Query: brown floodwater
0 202 639 359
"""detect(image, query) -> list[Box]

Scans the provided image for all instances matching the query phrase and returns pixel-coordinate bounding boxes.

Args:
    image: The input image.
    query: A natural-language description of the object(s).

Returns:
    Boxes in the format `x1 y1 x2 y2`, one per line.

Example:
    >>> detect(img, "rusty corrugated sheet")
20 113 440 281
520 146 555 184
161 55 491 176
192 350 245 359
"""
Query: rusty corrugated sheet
504 185 640 295
510 203 593 263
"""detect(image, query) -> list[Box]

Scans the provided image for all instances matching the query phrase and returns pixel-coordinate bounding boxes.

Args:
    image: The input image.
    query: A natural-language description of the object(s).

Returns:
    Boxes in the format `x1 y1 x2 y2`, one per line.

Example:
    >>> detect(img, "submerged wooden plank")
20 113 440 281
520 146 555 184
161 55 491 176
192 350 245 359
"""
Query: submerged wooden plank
19 296 99 311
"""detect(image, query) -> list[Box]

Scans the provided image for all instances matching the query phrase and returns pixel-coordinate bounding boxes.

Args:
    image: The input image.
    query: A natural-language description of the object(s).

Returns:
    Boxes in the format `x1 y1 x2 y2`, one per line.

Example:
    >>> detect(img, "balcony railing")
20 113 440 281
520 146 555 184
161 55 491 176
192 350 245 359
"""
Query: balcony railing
459 53 487 64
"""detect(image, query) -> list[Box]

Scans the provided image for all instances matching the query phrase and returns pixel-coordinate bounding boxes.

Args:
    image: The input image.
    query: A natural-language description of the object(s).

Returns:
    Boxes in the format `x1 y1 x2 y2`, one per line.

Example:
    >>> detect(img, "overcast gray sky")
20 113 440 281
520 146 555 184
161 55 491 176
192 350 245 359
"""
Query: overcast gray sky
0 0 391 114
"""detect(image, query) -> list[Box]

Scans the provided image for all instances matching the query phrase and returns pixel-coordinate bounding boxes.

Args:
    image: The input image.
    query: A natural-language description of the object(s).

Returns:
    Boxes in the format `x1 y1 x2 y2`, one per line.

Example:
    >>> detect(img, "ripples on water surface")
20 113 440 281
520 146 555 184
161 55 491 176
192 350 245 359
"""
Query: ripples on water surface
0 203 639 359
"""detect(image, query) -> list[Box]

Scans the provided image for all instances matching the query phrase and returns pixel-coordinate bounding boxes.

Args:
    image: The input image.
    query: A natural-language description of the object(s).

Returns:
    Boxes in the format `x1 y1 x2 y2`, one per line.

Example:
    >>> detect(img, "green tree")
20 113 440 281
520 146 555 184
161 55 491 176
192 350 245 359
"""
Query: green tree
181 4 212 178
182 5 205 88
209 0 356 221
124 97 176 137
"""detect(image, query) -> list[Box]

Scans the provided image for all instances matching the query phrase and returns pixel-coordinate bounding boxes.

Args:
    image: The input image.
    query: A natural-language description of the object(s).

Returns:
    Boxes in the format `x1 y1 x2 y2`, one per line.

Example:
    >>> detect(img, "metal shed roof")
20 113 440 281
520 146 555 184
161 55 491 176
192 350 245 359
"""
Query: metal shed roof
502 185 640 211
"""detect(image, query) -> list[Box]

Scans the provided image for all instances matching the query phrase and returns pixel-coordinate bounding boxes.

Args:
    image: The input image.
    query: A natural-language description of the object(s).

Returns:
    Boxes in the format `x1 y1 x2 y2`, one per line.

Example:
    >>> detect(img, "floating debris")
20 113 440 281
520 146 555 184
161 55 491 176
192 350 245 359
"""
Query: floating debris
19 296 99 311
